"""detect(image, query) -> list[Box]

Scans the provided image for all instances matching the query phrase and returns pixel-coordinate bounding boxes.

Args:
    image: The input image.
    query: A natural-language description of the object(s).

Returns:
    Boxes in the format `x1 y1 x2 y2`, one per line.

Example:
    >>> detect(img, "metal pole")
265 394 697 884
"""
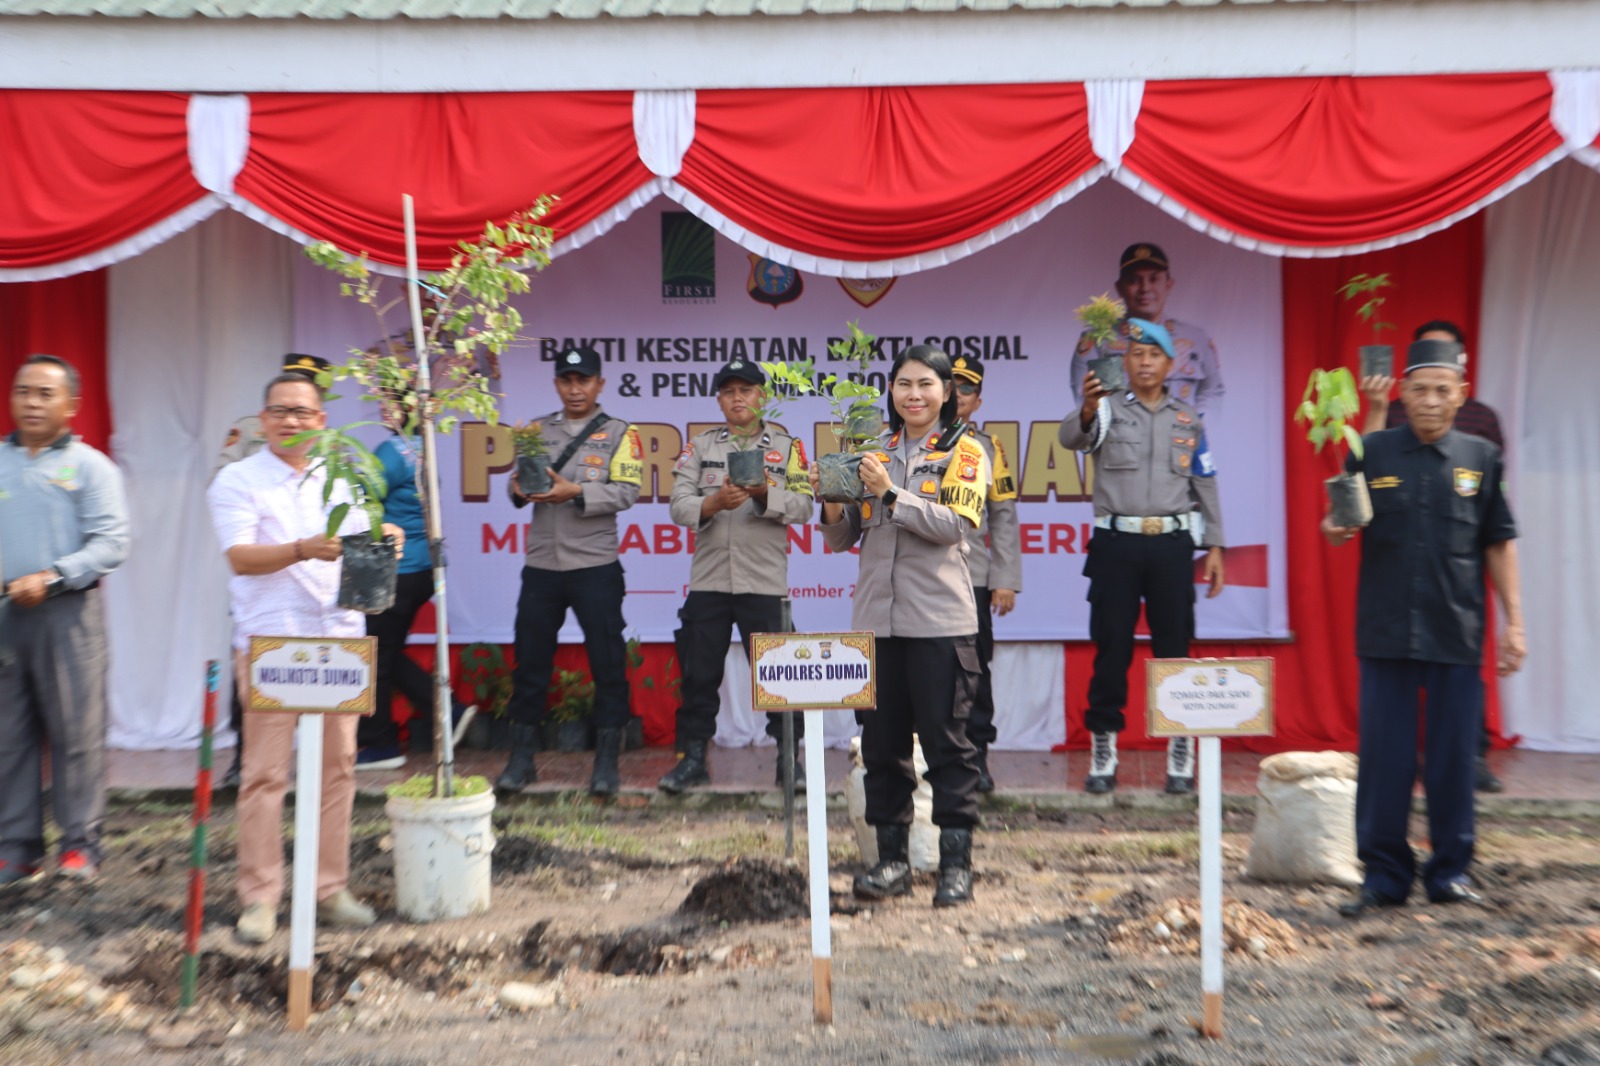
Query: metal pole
402 193 455 799
179 660 220 1010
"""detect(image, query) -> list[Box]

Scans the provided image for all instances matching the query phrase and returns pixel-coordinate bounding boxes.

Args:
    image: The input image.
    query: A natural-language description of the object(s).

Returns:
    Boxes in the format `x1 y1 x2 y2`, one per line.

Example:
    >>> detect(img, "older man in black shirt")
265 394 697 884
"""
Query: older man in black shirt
1322 338 1525 917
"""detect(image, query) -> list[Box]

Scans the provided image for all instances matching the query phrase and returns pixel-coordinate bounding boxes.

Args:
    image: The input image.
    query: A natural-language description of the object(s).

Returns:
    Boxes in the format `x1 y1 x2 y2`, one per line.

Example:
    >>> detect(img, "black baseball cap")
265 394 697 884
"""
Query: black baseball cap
554 346 603 378
1119 242 1170 276
712 358 766 390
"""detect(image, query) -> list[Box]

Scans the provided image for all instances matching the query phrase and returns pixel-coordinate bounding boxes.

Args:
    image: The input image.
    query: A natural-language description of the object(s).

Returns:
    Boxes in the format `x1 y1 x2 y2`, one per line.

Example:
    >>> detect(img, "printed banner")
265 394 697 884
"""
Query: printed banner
294 182 1287 645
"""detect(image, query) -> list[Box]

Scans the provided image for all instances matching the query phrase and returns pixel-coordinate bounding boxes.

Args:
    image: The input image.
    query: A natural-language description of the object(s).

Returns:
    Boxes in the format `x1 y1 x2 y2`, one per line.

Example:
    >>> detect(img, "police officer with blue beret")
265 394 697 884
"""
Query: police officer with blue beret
1059 318 1226 795
1323 338 1525 917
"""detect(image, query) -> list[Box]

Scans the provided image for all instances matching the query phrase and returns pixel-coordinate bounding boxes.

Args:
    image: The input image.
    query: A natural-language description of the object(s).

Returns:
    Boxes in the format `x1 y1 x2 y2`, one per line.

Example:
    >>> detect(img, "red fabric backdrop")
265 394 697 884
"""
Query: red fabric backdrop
0 271 111 452
677 84 1098 261
1124 74 1561 248
0 91 203 270
234 92 653 269
1062 217 1490 753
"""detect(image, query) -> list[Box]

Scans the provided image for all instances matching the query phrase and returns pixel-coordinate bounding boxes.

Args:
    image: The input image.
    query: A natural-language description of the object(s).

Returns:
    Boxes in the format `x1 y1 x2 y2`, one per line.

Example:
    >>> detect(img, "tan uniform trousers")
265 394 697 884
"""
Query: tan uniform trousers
233 654 358 907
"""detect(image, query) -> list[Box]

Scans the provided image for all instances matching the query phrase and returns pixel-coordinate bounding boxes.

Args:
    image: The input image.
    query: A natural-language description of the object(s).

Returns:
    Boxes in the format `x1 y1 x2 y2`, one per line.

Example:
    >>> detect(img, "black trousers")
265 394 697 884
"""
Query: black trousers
360 568 461 750
1356 658 1480 900
965 586 997 750
507 562 631 730
674 591 797 746
862 635 982 829
1083 528 1195 735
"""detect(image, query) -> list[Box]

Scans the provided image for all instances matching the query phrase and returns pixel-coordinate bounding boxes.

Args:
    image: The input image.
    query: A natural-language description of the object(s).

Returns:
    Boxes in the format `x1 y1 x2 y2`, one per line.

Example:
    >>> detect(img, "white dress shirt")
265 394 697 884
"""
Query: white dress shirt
207 449 369 653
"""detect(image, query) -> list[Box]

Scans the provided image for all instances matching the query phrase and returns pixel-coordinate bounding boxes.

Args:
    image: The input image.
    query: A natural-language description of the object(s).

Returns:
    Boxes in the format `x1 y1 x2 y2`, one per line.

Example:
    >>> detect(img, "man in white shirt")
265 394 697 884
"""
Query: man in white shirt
207 373 402 944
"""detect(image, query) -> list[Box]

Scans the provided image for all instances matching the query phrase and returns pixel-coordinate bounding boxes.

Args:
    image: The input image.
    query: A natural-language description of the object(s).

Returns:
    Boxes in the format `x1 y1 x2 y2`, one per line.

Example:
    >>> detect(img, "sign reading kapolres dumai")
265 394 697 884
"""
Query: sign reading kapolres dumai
751 632 877 713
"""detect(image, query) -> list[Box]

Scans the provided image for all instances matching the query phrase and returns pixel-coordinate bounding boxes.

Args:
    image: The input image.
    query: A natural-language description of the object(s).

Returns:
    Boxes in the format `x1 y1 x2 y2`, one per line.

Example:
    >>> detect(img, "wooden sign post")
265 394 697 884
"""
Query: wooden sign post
246 635 377 1031
1146 656 1274 1041
751 631 877 1026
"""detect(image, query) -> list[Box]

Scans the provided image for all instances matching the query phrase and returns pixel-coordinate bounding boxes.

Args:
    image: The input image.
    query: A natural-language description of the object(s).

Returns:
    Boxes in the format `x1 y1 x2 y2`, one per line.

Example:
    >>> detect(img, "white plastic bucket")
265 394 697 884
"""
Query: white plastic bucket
385 787 497 922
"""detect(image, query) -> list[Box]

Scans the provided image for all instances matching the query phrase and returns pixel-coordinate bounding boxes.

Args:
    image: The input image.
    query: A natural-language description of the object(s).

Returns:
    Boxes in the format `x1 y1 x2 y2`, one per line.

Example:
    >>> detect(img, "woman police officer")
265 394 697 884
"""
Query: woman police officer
814 345 992 908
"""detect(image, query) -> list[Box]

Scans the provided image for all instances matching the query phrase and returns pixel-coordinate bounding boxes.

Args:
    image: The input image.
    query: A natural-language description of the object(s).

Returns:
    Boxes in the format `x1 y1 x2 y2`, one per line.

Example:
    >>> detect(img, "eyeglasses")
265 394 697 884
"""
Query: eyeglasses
264 406 320 421
955 384 979 396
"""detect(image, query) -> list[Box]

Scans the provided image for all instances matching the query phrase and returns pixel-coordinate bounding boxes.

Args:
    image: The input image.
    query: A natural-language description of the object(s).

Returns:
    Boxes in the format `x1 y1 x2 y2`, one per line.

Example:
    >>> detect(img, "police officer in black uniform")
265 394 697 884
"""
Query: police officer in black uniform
1325 338 1525 917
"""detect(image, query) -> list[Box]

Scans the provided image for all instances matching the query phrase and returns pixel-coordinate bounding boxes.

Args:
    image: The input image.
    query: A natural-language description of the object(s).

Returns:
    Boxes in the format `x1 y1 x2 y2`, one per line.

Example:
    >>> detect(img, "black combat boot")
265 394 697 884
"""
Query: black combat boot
494 723 539 791
658 739 711 794
932 828 974 908
590 727 623 797
974 746 995 794
853 824 913 900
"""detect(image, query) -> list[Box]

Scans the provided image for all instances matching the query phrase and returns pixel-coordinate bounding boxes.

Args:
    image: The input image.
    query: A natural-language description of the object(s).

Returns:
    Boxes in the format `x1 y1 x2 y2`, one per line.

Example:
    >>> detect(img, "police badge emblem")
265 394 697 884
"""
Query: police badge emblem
1454 468 1483 497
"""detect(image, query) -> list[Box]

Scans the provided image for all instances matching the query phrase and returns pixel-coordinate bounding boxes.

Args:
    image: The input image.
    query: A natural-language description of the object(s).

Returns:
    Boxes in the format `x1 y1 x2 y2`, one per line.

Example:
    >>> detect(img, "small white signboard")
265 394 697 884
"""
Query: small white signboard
751 632 877 713
247 636 377 716
1146 657 1274 738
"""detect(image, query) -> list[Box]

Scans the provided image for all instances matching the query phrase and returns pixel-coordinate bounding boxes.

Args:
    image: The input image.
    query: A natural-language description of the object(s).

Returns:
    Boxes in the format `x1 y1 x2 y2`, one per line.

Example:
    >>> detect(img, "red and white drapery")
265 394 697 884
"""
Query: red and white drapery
5 72 1600 281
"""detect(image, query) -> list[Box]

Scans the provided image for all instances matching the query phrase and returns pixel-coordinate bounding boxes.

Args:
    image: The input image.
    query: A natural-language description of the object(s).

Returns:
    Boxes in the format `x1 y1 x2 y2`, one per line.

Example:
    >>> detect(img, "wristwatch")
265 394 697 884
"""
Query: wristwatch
45 567 66 597
881 486 899 508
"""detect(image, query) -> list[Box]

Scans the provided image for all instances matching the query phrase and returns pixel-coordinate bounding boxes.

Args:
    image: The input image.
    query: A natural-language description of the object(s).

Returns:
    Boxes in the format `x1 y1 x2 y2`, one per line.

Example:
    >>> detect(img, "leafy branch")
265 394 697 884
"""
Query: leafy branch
1075 293 1127 346
300 201 558 537
1336 273 1396 341
1295 367 1365 463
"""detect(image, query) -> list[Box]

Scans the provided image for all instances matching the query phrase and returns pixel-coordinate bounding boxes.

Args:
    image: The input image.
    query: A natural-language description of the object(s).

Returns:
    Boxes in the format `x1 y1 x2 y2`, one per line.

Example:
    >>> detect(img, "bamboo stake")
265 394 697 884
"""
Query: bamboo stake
179 660 220 1010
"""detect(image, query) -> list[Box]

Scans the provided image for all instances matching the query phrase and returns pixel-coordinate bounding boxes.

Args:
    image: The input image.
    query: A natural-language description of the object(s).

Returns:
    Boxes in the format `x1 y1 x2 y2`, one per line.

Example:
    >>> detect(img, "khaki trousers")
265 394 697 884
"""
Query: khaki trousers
234 654 359 906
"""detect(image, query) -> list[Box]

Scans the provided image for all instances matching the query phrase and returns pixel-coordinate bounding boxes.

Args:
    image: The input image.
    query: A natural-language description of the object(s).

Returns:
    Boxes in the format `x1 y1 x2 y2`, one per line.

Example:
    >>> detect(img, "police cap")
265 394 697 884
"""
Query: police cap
554 346 603 378
1119 242 1170 277
712 358 766 390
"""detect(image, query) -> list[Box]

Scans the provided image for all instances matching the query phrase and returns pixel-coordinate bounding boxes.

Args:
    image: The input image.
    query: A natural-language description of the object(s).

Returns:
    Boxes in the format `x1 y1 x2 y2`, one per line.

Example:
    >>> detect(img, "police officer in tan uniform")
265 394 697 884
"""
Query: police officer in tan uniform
661 359 815 793
1069 243 1226 417
1060 318 1226 795
819 345 990 909
950 355 1021 793
496 347 644 796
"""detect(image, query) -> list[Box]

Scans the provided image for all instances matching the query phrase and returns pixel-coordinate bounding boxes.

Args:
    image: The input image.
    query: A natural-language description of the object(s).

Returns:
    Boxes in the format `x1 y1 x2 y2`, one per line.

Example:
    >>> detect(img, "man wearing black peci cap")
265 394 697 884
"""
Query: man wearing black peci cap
950 355 1021 792
1323 337 1525 918
497 346 644 797
1070 243 1226 417
1360 321 1509 792
210 353 332 789
661 359 815 793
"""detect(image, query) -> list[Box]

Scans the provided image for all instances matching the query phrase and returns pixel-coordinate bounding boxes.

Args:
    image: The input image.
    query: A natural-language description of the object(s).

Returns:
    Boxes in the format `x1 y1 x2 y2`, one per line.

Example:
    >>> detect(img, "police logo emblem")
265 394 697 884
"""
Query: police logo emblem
746 255 803 308
861 502 873 522
586 468 601 480
589 432 609 441
920 479 937 494
566 353 581 365
765 450 783 463
583 454 605 466
837 276 896 309
1454 468 1483 497
959 463 977 482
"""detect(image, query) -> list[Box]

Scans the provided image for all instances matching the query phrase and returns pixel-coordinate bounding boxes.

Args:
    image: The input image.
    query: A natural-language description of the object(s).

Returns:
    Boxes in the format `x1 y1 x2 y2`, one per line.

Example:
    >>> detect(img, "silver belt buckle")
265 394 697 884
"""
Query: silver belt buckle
1141 516 1164 536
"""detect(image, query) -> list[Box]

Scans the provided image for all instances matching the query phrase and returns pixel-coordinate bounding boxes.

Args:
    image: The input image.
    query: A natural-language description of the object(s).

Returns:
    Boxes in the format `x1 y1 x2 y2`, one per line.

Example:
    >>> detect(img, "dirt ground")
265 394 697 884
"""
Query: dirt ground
3 795 1600 1066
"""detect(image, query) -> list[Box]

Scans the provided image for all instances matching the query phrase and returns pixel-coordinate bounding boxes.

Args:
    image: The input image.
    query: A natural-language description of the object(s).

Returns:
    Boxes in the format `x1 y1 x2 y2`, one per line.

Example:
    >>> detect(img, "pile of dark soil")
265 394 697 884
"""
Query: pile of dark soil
678 857 807 925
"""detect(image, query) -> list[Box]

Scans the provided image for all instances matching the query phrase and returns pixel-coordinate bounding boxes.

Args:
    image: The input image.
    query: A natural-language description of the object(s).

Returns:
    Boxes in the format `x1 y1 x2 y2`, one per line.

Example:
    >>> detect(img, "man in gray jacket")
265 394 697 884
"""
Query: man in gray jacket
0 354 129 884
496 347 643 796
951 355 1021 793
661 359 815 793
